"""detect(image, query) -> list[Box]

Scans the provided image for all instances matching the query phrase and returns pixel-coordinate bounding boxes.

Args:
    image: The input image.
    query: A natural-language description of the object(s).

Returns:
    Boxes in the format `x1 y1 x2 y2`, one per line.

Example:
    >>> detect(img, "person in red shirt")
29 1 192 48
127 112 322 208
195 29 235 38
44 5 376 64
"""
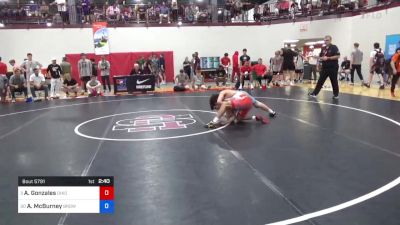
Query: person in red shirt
232 51 240 83
220 53 231 81
253 58 272 88
0 57 7 75
237 61 253 90
390 47 400 97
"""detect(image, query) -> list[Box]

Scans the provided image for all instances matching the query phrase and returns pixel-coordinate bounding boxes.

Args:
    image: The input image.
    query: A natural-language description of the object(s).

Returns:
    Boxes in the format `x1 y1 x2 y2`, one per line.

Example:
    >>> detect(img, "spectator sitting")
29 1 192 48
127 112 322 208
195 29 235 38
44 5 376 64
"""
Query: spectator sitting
215 65 227 86
159 2 171 24
106 3 121 21
121 5 132 22
130 63 143 75
62 74 80 97
86 75 102 97
174 69 190 91
253 58 272 88
30 67 49 101
9 68 28 103
136 3 148 23
192 72 207 90
0 73 7 103
238 61 253 90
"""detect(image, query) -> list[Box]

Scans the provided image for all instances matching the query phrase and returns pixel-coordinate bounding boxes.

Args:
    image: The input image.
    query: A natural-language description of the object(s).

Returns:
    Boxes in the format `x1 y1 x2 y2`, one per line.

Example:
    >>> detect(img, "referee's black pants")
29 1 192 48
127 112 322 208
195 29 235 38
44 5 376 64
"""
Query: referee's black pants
312 66 339 97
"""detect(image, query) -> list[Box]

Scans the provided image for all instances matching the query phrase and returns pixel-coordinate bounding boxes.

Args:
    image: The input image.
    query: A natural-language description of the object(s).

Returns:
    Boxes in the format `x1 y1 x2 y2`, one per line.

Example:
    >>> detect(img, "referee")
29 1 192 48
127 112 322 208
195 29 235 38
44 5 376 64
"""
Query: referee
309 35 341 99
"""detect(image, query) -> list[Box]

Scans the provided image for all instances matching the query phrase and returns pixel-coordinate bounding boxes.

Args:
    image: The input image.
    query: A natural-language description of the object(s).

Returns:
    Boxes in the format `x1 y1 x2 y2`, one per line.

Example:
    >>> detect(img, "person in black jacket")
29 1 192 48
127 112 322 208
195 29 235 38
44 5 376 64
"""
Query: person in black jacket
308 35 341 99
90 58 98 77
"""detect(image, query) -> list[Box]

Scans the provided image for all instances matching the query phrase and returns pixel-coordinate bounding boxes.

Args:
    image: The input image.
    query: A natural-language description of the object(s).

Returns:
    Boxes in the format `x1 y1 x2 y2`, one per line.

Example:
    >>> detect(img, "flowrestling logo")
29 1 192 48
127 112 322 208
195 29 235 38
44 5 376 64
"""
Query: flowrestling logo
74 109 227 141
112 114 196 133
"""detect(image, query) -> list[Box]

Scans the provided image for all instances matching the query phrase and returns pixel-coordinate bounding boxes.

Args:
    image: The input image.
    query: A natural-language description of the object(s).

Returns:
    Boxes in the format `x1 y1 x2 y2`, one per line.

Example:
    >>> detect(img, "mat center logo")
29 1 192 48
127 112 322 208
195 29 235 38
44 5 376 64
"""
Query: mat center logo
112 114 196 133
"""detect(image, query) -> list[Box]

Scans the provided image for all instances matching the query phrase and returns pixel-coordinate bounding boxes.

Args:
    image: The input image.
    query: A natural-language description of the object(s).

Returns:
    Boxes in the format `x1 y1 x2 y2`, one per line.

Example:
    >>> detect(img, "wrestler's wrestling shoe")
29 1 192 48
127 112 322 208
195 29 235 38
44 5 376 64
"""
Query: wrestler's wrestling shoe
255 115 269 124
269 111 277 118
204 121 219 129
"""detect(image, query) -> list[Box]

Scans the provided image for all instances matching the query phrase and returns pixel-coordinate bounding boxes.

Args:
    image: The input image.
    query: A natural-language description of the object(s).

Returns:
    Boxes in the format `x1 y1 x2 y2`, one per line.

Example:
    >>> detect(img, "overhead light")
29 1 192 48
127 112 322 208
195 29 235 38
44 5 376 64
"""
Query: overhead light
218 10 222 14
290 44 297 47
0 23 4 28
283 39 299 43
197 0 203 2
30 0 34 3
46 22 52 27
316 40 325 44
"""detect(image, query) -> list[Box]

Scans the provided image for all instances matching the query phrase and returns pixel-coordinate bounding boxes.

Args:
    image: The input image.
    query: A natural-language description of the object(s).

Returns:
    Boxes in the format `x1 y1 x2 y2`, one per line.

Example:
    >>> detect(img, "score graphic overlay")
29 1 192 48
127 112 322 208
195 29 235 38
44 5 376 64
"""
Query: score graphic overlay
18 176 114 214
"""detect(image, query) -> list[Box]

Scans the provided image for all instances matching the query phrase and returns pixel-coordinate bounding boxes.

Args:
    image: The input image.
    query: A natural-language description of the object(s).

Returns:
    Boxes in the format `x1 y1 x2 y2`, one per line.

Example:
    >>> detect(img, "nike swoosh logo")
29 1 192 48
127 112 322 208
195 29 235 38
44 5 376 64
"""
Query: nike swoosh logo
137 79 150 84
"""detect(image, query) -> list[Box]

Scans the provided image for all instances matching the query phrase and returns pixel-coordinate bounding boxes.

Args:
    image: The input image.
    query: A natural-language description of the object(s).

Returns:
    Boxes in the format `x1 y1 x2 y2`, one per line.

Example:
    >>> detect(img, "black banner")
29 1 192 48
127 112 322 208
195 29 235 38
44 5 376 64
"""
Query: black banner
113 75 155 93
18 176 114 186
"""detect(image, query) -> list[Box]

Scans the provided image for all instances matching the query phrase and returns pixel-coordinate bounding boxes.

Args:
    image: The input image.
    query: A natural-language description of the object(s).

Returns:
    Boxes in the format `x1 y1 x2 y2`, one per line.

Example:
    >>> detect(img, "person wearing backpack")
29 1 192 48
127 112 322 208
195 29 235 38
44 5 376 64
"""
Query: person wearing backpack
365 42 385 89
390 47 400 97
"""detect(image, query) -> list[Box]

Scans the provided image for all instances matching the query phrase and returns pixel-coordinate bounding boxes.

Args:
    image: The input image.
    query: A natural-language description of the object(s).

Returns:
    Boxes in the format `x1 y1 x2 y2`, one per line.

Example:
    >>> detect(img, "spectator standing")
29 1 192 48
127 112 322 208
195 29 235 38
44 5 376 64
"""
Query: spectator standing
232 51 240 82
151 54 161 87
240 48 251 66
0 74 7 103
221 53 231 82
9 68 28 102
20 53 42 97
30 67 49 101
20 53 43 79
136 56 146 70
350 42 366 86
47 58 63 98
51 0 68 23
307 46 319 82
60 57 71 78
171 0 178 22
308 35 340 99
183 57 192 79
0 57 8 102
390 47 400 97
98 55 111 93
193 52 201 76
281 44 297 86
81 0 91 23
294 50 305 83
0 57 7 78
366 42 385 89
158 53 166 84
143 56 153 74
270 50 283 86
90 58 98 77
78 53 92 93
